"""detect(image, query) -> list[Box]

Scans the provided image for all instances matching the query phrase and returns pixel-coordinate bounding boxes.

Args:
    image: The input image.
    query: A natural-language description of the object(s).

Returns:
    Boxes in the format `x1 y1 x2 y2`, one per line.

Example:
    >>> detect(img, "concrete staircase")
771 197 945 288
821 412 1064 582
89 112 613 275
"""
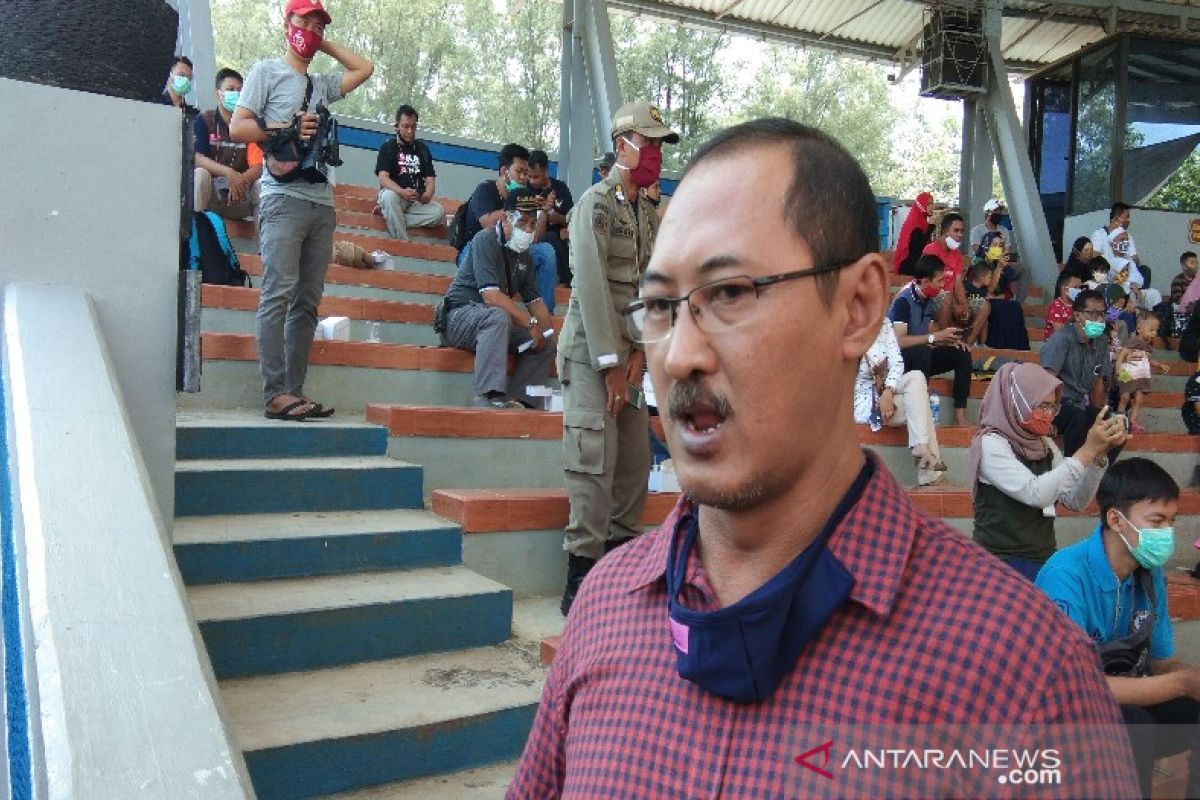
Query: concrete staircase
173 181 1200 797
173 413 548 798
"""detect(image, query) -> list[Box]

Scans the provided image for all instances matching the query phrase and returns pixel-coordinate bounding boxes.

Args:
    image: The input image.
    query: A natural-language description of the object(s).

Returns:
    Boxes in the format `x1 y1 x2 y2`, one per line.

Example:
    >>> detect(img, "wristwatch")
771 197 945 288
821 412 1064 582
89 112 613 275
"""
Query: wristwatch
927 333 935 345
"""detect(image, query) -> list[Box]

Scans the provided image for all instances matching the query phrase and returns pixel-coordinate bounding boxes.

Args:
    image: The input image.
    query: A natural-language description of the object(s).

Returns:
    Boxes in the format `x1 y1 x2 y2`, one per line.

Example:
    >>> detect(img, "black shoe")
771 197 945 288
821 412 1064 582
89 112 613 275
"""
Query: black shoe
560 554 597 616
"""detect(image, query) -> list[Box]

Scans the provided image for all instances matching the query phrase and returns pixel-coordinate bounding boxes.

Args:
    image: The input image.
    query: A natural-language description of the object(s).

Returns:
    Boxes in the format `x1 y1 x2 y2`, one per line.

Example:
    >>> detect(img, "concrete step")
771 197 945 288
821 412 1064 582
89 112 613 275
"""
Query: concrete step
368 404 1197 491
173 508 462 585
189 566 512 679
227 219 457 267
177 410 388 460
928 376 1188 404
203 305 443 346
222 640 543 799
336 208 452 241
432 483 1200 615
204 283 435 325
174 455 424 516
318 762 515 799
238 252 572 308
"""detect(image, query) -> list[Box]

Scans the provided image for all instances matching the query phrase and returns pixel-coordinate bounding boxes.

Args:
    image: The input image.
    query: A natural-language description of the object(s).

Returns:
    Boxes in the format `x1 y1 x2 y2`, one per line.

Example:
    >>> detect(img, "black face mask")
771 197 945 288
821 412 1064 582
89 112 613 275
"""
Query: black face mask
665 462 872 704
988 212 1003 225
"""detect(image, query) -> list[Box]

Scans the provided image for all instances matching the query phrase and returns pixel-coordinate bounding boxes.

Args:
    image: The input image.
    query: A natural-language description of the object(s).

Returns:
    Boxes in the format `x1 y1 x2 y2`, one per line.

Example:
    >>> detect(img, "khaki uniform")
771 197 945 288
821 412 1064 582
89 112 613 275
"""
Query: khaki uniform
558 173 656 560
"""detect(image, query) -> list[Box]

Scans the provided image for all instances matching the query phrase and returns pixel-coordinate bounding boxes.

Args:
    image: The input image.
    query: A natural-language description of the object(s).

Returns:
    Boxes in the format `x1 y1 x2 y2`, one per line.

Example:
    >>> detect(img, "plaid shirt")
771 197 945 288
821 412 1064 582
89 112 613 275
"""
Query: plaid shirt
509 457 1139 799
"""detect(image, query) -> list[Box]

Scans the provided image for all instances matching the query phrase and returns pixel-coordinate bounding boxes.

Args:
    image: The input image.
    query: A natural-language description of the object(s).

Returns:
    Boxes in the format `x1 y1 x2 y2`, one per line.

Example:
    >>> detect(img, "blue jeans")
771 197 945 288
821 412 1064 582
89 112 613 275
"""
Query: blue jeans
458 239 558 313
531 242 557 313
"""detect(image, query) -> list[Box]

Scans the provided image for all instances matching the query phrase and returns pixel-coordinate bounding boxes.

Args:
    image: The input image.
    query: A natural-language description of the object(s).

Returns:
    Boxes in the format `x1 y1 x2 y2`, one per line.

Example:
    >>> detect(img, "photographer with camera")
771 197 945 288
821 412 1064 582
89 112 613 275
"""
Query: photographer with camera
230 0 373 421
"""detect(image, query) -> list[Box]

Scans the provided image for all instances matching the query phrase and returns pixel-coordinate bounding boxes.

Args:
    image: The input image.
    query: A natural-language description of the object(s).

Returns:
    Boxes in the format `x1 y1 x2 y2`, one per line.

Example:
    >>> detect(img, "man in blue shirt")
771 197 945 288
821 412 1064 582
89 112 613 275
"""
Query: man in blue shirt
887 254 972 425
1037 458 1200 798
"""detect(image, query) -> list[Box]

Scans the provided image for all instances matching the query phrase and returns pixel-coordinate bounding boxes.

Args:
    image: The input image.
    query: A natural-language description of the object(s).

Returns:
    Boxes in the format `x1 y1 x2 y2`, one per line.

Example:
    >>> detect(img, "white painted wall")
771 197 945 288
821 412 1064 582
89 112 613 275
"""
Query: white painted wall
3 284 251 798
0 78 180 522
1065 208 1200 290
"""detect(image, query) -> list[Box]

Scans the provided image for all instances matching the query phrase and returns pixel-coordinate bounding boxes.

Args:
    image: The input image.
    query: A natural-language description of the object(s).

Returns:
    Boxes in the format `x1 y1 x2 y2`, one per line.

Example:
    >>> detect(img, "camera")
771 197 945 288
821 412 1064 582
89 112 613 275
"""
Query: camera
303 103 343 180
262 103 342 184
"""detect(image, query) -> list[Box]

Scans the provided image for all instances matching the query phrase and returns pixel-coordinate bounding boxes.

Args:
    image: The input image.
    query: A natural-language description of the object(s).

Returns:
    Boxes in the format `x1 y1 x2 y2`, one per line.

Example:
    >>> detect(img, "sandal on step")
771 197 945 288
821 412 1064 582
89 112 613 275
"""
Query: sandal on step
299 397 336 418
265 399 317 421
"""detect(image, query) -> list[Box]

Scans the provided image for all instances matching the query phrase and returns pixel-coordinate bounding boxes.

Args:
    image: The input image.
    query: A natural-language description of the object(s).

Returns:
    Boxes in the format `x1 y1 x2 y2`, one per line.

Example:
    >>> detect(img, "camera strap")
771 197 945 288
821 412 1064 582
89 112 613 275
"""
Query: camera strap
299 76 313 114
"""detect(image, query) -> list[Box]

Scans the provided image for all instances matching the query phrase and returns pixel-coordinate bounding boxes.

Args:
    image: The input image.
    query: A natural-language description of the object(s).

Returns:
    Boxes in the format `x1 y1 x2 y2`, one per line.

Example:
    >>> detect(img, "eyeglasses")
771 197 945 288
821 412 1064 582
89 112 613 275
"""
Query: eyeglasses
1077 308 1106 320
621 262 855 344
1034 401 1060 416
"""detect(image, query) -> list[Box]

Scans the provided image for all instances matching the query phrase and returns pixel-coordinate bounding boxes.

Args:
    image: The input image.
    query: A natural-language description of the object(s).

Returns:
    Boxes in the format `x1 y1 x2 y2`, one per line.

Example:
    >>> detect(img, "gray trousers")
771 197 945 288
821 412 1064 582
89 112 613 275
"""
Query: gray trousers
443 303 554 406
379 188 445 241
256 193 336 404
560 357 651 560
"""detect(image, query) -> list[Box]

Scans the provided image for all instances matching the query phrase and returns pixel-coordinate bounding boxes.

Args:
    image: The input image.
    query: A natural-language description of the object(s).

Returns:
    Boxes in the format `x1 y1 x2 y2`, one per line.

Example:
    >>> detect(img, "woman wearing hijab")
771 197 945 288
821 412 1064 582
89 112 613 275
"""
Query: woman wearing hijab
1063 236 1095 279
892 192 933 275
969 362 1125 581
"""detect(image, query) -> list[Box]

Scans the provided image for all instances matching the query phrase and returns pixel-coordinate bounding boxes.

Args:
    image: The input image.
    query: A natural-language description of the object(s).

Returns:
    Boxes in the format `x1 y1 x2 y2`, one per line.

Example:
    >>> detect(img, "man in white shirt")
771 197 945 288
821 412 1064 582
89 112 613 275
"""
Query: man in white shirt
1091 203 1162 310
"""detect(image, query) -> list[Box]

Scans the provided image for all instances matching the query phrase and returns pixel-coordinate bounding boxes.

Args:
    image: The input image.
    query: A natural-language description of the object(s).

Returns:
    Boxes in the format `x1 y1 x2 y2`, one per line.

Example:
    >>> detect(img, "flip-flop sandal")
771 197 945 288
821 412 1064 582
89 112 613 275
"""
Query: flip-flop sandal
265 399 317 421
300 399 336 418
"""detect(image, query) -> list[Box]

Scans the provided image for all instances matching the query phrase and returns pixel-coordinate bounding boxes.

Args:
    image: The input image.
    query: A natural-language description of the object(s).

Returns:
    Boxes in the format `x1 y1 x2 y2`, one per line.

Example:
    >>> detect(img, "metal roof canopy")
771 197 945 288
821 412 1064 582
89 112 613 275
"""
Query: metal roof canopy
607 0 1200 73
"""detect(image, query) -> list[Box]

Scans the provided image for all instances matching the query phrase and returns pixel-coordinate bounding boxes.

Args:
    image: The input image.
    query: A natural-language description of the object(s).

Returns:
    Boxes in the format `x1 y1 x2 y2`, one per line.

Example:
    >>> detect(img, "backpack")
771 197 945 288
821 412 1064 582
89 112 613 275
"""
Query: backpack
448 202 470 251
189 211 251 287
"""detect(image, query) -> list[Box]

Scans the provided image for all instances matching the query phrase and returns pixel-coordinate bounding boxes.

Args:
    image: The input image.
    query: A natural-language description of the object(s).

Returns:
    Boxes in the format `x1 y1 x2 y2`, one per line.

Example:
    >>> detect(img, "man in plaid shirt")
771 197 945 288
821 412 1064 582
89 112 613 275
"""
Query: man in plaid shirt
508 119 1140 799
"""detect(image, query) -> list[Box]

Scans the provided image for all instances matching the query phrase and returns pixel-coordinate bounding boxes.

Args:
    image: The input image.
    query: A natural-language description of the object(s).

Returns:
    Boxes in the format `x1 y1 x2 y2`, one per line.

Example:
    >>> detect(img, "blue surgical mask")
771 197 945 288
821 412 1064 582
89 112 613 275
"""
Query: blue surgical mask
665 466 867 703
221 90 240 112
1117 512 1175 570
1066 287 1082 302
1083 320 1106 339
171 75 192 97
506 179 523 192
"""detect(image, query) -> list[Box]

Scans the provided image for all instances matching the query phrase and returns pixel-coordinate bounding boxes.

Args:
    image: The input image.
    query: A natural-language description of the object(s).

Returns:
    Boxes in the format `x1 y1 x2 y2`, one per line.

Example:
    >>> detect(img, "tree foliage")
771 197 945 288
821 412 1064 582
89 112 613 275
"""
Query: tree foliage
210 1 961 198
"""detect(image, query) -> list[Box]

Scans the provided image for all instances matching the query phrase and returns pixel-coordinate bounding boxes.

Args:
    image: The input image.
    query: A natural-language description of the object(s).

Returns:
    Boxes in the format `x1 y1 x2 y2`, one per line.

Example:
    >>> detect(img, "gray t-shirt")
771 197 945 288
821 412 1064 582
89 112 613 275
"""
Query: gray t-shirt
1039 324 1112 406
446 225 538 309
237 58 344 206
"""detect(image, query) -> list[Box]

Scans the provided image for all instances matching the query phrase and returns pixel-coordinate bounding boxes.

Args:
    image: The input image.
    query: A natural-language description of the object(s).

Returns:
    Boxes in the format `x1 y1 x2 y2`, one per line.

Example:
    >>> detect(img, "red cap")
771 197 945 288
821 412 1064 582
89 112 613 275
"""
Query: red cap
284 0 331 25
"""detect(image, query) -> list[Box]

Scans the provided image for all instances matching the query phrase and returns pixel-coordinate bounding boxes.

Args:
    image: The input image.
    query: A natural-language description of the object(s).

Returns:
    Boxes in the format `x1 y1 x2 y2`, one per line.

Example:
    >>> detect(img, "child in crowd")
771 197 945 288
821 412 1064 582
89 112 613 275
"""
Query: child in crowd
1115 311 1170 433
1045 270 1082 341
1183 363 1199 435
1087 256 1111 289
961 261 995 346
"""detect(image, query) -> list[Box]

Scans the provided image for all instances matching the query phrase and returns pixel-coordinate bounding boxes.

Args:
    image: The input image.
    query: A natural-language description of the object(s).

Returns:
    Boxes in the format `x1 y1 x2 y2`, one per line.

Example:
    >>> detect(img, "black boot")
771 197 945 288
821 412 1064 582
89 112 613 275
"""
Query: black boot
560 554 597 616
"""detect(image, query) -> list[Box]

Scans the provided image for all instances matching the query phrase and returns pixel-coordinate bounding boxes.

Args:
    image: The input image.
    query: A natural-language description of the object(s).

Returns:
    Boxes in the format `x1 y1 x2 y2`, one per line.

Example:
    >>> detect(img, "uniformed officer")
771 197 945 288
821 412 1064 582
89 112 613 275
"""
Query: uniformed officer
558 101 679 615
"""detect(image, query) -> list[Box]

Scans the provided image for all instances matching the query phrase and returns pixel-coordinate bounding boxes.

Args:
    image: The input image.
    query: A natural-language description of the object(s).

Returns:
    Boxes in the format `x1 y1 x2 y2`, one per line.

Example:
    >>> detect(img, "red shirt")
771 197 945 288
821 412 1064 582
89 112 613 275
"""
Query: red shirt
922 240 964 293
509 458 1138 799
1044 297 1075 341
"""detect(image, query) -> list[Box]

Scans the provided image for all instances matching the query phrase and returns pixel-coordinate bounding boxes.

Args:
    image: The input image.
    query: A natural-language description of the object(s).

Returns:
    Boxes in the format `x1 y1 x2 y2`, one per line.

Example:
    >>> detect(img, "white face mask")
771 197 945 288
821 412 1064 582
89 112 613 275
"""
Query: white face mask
944 236 961 250
507 224 534 253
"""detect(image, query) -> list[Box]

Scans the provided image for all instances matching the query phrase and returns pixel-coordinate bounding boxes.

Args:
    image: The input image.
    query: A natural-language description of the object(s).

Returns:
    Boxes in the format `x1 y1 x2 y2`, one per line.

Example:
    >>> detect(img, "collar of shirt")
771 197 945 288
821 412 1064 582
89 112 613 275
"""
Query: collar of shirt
624 452 916 618
1084 524 1121 595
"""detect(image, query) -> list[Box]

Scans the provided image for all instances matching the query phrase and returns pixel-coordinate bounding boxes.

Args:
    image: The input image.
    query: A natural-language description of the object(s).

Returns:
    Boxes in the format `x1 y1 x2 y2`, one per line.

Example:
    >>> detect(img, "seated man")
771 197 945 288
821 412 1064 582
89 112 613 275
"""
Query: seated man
920 212 969 329
527 149 574 286
375 104 445 241
462 143 557 312
163 54 198 113
887 254 972 425
193 67 263 220
1039 288 1124 459
1036 458 1200 799
442 189 554 409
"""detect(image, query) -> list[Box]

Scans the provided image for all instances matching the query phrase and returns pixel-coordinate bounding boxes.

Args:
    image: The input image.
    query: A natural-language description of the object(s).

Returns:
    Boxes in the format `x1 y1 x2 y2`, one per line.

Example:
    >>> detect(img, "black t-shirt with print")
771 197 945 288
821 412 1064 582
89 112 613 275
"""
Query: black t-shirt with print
375 138 437 195
1184 373 1200 434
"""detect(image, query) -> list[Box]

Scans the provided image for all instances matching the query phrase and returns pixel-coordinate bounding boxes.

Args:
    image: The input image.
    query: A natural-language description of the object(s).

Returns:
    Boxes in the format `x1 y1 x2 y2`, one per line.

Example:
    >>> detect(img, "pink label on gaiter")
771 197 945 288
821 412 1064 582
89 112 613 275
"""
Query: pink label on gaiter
669 617 689 654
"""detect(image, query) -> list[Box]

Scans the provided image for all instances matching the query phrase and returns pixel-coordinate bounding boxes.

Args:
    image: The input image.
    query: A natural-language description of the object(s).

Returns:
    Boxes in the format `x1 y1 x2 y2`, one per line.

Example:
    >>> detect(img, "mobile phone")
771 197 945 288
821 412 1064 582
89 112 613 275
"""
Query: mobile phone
626 384 645 410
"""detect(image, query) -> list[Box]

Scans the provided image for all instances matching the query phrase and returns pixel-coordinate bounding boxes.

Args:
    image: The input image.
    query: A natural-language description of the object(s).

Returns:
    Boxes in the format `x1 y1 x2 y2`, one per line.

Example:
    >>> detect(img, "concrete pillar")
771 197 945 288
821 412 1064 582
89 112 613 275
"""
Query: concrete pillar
558 0 624 196
977 0 1057 287
959 98 995 222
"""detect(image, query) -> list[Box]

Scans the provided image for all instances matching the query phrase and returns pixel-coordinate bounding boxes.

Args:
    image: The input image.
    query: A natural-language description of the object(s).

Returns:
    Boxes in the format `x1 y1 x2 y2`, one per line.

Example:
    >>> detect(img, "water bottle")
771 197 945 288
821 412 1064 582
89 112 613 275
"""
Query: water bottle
929 391 941 427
